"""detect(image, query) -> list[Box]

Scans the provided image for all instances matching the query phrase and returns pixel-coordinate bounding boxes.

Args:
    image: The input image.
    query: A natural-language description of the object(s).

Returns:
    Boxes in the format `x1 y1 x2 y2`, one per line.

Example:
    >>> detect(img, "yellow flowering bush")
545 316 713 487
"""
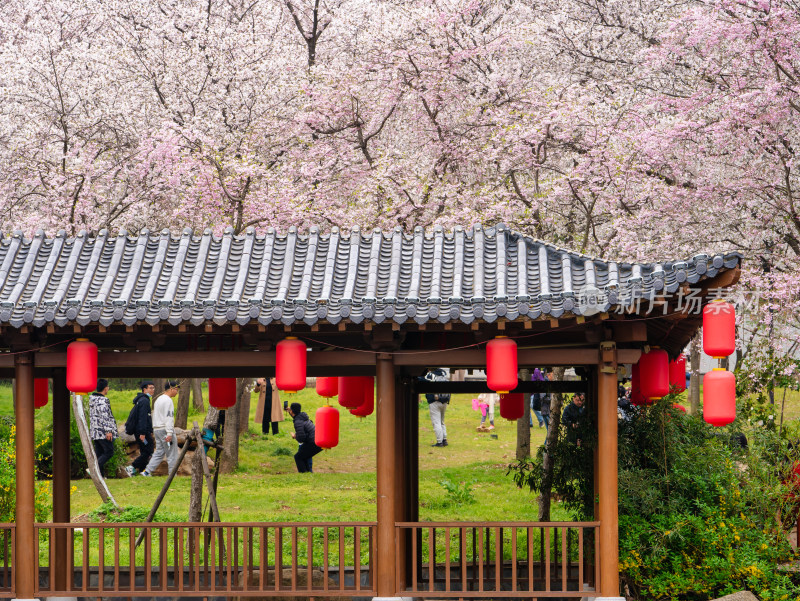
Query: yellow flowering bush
0 416 51 522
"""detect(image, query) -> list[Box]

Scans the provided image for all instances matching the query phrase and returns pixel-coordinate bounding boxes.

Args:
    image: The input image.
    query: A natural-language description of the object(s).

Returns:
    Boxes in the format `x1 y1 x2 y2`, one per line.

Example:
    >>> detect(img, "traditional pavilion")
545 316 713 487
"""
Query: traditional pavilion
0 223 741 601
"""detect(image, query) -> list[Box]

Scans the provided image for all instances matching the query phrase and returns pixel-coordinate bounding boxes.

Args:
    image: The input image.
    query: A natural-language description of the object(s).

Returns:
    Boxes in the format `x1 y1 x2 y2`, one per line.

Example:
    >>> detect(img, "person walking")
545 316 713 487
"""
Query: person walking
141 381 180 476
562 392 586 444
289 402 322 473
424 368 450 447
89 379 118 478
530 368 545 427
126 380 155 476
256 377 284 435
540 370 554 431
476 392 497 431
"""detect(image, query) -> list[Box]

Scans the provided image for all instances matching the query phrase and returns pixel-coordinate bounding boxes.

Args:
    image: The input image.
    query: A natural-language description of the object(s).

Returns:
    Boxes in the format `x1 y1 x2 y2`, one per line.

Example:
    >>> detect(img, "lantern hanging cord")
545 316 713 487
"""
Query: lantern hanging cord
0 338 76 356
297 310 683 356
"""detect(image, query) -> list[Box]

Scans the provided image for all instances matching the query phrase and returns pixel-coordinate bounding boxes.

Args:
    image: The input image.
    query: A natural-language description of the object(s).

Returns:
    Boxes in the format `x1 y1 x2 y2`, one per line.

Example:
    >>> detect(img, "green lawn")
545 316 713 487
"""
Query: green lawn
5 381 796 525
0 383 563 523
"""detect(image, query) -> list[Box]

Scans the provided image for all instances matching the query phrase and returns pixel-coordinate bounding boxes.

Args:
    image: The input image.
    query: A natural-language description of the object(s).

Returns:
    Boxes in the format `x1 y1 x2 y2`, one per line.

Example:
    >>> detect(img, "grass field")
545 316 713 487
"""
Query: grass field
0 383 566 523
2 381 798 525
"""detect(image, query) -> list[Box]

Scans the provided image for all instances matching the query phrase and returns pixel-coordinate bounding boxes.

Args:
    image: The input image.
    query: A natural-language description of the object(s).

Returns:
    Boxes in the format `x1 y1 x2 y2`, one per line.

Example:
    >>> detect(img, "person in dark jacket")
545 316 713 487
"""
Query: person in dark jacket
289 402 322 473
562 392 586 444
126 380 155 476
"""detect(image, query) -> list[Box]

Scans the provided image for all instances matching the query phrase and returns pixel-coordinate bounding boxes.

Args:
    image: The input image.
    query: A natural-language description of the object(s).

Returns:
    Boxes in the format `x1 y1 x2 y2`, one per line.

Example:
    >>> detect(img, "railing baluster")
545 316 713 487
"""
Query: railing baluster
354 525 360 592
275 526 282 592
495 526 501 591
594 524 600 593
291 526 298 591
176 526 183 592
562 526 568 591
128 526 134 592
511 526 517 592
411 527 417 592
460 526 467 593
578 527 584 591
527 526 534 592
477 527 484 592
308 526 314 592
323 526 329 591
242 525 249 592
544 526 550 592
444 527 451 592
81 526 88 592
227 526 234 592
114 527 120 592
259 527 266 592
98 527 105 593
194 527 202 592
338 526 344 591
428 527 434 592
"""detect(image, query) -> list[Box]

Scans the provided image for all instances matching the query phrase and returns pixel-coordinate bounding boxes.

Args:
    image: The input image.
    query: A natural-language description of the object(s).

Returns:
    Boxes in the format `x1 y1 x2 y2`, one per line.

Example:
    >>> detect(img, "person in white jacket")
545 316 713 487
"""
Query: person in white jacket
141 381 180 476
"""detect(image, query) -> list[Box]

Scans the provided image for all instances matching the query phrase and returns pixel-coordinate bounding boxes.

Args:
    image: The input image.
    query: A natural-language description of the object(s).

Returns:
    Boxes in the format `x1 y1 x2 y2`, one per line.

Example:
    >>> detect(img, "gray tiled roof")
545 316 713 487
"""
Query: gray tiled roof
0 224 741 329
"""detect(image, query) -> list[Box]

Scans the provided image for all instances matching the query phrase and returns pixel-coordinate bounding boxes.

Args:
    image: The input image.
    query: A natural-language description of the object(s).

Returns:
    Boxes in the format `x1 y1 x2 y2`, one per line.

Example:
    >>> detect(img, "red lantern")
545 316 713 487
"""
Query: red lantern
673 404 687 413
669 356 687 394
630 362 647 406
639 348 669 401
316 377 338 398
703 300 736 358
34 378 49 409
338 377 364 408
315 405 340 449
66 339 98 394
350 377 375 418
499 393 525 421
486 337 518 394
276 337 307 393
703 369 736 427
208 378 237 409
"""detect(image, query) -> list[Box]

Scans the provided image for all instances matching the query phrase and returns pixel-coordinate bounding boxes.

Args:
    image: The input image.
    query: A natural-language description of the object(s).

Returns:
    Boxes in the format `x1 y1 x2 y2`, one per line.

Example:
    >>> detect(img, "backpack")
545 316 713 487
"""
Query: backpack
124 402 140 435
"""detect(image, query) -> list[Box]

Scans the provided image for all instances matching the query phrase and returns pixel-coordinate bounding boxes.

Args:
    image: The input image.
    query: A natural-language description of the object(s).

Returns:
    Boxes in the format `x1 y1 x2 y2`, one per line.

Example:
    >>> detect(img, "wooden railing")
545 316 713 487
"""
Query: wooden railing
395 522 599 598
0 525 13 598
35 522 376 597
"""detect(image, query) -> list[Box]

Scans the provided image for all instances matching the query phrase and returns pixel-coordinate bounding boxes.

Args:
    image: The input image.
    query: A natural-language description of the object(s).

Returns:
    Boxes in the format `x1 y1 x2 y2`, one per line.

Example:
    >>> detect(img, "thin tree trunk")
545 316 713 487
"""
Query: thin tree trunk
689 332 701 415
71 393 118 508
517 369 531 460
153 378 166 403
238 378 253 434
192 379 205 412
538 367 566 521
219 381 243 473
175 383 191 429
189 406 220 522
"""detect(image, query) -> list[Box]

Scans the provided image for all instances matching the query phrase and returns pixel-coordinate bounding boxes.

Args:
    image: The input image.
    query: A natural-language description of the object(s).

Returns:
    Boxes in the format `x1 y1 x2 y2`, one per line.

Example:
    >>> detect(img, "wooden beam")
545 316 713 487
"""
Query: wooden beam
414 380 589 394
0 346 642 372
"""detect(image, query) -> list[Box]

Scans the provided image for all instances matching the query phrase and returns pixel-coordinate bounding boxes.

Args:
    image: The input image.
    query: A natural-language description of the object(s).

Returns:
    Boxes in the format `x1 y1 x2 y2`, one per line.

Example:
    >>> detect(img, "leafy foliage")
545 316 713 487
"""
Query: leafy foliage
509 397 800 599
0 416 50 522
437 478 476 506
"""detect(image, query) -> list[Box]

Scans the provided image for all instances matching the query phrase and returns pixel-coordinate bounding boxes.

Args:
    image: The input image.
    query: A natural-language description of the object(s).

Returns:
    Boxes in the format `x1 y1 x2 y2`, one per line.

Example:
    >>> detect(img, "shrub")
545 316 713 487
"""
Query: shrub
0 416 51 522
508 398 800 599
438 478 476 505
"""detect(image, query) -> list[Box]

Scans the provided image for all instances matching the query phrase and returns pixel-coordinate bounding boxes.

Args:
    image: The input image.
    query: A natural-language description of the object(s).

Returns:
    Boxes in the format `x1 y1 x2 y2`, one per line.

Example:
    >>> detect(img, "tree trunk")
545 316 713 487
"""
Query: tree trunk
192 379 205 412
516 369 531 460
538 367 566 521
153 378 166 402
689 332 701 415
219 381 244 473
175 383 191 429
71 393 118 508
189 406 220 522
238 378 253 434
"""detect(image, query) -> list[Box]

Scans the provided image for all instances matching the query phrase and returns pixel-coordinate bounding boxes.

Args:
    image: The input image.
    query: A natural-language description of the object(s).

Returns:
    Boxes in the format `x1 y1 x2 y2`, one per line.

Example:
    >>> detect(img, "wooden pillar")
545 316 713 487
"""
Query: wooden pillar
375 353 398 597
52 369 71 592
394 375 407 591
14 353 36 600
597 342 621 599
